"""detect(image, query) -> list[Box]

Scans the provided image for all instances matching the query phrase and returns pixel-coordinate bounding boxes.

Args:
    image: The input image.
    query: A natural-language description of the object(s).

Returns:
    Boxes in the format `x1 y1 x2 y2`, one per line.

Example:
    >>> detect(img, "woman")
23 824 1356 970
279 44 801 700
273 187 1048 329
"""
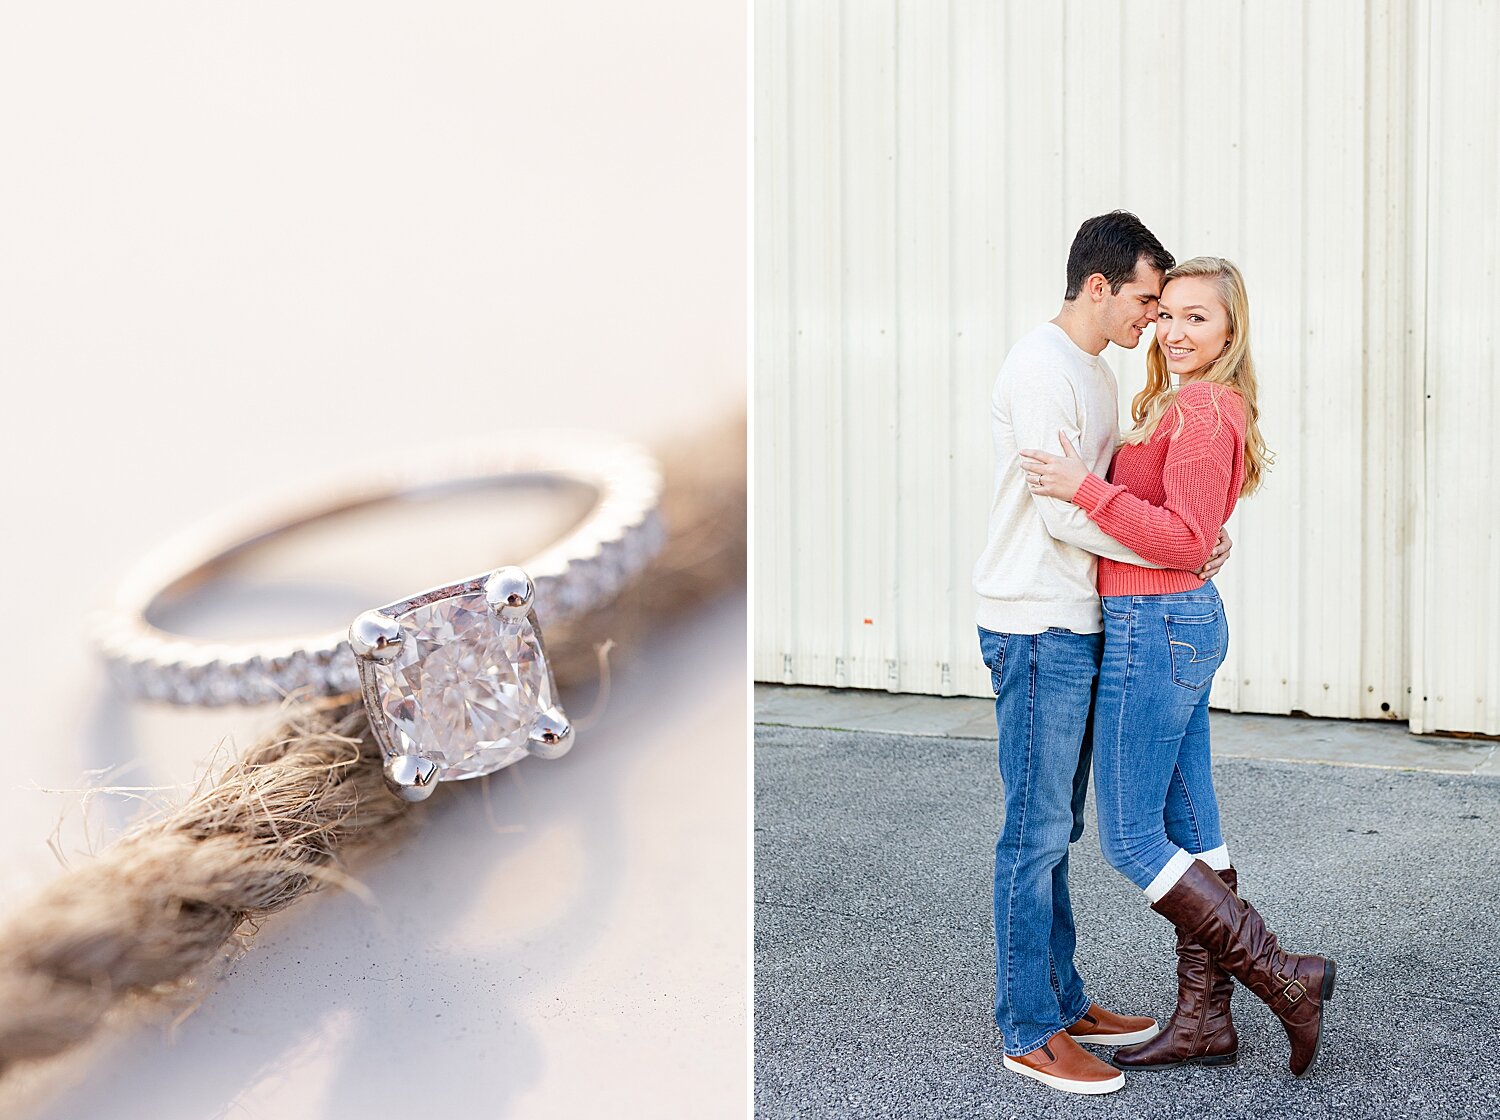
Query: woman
1019 257 1335 1079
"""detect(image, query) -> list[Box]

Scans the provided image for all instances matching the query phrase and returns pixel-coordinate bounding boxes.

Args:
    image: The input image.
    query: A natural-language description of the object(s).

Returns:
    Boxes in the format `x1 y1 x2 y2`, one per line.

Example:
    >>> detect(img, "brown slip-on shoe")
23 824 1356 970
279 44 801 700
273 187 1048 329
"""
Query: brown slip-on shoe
1114 867 1239 1070
1002 1031 1126 1095
1153 860 1336 1078
1067 1002 1160 1046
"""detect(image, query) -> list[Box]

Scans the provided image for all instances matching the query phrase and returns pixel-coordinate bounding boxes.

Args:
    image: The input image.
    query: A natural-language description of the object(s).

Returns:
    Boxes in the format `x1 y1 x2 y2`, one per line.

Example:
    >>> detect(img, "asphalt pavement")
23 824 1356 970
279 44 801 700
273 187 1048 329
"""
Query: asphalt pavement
754 693 1500 1120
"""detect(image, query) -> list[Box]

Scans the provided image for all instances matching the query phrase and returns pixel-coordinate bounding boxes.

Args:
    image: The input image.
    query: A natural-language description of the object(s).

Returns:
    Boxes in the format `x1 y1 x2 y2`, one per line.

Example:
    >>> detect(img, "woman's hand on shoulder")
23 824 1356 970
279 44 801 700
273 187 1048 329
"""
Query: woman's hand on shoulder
1018 429 1092 502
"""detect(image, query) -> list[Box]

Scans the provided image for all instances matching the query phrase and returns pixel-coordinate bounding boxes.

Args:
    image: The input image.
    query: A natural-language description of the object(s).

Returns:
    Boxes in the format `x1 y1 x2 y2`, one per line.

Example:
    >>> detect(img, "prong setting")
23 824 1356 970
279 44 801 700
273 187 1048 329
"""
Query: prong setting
528 706 574 760
384 755 441 802
353 575 569 790
349 610 402 662
484 566 535 621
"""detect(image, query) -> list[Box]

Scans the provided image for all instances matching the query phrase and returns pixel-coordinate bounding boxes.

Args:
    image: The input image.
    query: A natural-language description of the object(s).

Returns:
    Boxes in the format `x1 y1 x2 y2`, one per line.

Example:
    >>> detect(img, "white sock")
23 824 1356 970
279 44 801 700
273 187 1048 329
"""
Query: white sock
1143 849 1196 903
1195 843 1231 870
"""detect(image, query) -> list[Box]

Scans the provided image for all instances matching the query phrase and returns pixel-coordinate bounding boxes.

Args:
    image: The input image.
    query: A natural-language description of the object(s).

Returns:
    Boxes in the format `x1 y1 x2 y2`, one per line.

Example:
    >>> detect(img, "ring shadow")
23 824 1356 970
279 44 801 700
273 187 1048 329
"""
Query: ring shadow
33 596 744 1119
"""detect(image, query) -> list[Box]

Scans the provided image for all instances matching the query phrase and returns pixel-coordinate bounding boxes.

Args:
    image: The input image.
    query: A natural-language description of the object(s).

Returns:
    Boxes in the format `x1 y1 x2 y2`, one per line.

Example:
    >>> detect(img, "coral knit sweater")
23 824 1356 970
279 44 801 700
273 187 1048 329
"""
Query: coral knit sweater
1072 380 1247 597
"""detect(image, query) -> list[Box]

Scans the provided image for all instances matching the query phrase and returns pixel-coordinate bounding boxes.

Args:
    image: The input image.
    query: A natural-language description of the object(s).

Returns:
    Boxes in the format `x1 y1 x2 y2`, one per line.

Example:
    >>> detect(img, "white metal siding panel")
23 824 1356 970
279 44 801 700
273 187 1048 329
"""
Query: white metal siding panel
787 1 843 688
894 0 953 694
950 1 1006 696
1363 0 1419 724
755 0 1499 734
1414 0 1500 734
840 0 901 691
753 0 793 684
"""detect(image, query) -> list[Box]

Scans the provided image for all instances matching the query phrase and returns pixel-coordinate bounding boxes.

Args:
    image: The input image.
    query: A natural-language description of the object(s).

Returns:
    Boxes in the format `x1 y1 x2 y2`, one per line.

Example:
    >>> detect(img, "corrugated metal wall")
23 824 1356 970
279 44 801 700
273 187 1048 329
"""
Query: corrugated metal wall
754 0 1500 735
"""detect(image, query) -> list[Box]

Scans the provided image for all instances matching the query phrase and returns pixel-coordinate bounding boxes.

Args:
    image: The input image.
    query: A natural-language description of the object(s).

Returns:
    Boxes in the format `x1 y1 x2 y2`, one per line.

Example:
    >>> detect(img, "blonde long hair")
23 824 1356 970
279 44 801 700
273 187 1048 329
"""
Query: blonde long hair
1127 256 1273 496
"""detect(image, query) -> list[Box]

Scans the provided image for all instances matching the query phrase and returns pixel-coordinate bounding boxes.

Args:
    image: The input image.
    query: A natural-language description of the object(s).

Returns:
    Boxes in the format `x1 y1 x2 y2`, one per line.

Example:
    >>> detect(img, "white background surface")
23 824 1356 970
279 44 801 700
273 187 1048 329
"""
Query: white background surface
0 3 747 1116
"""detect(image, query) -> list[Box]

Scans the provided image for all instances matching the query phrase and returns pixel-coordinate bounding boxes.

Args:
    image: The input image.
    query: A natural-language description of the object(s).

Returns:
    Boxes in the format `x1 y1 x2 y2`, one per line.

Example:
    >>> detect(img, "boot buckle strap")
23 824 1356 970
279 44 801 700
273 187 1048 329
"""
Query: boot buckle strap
1274 971 1307 1003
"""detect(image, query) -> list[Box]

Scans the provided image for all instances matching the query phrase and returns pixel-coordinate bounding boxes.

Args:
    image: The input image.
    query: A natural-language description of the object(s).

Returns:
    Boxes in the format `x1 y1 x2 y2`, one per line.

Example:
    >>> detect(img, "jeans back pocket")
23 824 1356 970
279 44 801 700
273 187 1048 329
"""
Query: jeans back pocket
1163 612 1224 691
978 627 1007 695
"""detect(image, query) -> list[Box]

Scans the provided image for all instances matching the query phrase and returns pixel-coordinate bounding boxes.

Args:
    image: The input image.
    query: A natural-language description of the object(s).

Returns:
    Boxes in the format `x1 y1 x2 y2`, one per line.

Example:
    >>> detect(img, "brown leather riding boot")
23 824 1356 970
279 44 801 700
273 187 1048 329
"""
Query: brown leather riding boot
1113 867 1239 1070
1151 860 1335 1078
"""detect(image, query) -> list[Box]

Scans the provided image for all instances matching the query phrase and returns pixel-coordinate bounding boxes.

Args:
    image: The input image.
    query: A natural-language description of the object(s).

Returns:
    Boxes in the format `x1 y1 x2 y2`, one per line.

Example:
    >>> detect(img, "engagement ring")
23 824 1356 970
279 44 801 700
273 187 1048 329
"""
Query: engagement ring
97 433 664 801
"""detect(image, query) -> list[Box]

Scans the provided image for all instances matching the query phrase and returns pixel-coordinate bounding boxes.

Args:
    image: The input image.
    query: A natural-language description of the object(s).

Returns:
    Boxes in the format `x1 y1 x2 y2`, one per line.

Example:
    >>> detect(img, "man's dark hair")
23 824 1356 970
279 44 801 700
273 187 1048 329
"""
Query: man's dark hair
1063 210 1174 300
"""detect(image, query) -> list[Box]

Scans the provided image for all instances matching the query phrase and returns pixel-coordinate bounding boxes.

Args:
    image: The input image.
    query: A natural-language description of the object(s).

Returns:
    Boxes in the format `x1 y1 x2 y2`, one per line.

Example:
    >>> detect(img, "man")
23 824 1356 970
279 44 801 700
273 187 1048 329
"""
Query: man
972 211 1231 1096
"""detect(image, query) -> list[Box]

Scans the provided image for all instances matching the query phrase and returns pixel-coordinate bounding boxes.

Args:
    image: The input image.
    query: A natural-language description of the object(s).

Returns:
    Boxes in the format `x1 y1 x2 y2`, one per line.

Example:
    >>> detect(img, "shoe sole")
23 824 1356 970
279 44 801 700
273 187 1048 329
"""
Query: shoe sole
1294 957 1338 1080
1002 1056 1125 1095
1112 1050 1238 1071
1070 1024 1161 1046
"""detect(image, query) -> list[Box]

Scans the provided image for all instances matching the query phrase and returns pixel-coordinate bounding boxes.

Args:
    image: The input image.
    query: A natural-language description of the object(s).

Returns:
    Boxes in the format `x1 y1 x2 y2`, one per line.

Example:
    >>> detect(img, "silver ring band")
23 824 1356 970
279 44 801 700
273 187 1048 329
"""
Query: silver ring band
97 433 663 710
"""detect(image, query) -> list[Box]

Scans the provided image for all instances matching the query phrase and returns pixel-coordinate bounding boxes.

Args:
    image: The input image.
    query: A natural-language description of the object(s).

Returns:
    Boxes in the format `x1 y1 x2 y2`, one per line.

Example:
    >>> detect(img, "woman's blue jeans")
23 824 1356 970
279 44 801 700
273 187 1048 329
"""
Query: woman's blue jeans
978 625 1100 1056
1093 584 1229 890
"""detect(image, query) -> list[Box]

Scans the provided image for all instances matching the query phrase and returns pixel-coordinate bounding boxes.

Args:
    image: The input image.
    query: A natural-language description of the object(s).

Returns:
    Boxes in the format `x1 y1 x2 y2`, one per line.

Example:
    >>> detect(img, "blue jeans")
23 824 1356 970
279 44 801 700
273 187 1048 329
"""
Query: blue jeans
978 625 1100 1056
1092 584 1229 889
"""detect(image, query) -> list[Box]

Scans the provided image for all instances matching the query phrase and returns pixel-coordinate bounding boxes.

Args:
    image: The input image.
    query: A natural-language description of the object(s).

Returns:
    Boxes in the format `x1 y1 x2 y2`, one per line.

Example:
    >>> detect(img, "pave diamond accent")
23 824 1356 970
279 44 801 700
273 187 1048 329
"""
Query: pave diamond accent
364 593 555 781
99 435 663 707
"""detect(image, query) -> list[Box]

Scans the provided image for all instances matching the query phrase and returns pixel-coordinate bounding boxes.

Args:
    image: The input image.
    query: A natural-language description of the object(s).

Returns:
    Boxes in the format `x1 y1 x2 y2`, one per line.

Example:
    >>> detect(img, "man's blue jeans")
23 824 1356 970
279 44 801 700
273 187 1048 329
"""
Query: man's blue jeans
1093 585 1229 889
978 625 1100 1056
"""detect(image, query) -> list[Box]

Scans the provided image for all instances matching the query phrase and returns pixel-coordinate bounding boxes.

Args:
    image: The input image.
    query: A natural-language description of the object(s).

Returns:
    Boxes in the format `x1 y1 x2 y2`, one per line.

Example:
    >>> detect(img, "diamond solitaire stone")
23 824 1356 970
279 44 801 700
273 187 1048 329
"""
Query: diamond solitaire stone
364 590 562 784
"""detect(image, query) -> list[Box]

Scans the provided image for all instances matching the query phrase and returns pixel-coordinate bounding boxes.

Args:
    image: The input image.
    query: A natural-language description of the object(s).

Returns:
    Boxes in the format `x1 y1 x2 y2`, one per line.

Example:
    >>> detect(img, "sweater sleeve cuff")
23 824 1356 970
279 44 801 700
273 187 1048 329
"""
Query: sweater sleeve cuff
1073 472 1115 513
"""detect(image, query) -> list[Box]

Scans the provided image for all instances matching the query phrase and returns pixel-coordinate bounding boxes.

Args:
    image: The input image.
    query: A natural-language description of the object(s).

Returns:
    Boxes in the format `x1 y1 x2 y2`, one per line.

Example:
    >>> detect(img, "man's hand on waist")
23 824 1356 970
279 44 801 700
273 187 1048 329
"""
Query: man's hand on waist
1196 527 1233 580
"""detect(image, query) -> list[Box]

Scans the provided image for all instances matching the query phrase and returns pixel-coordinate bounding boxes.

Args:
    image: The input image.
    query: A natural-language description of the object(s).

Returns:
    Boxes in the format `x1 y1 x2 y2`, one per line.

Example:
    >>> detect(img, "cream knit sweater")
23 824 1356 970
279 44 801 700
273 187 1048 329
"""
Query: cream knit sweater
972 322 1157 635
